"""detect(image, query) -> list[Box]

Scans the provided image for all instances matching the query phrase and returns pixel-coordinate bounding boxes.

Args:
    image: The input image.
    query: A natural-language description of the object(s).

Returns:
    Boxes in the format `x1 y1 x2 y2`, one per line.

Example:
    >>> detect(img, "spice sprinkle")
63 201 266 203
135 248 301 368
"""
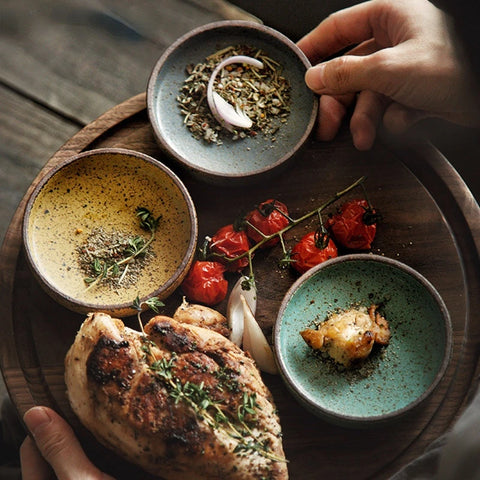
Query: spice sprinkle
177 45 291 145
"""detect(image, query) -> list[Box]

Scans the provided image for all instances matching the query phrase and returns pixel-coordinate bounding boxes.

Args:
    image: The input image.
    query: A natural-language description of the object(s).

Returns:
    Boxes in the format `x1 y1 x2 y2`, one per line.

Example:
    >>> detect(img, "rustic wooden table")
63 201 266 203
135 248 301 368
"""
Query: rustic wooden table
1 1 480 479
2 0 479 243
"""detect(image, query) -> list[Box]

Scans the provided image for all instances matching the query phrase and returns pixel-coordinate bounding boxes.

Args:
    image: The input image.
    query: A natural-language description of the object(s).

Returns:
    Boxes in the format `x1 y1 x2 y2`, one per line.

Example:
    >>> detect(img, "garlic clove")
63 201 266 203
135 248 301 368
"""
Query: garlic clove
227 276 256 346
207 55 263 132
212 92 252 129
241 294 278 375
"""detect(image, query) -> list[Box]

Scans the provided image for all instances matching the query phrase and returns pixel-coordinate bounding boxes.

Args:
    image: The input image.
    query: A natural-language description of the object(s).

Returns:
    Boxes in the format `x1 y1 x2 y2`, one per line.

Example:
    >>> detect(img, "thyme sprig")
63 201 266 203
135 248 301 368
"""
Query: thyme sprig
142 340 285 463
83 207 161 291
132 294 164 333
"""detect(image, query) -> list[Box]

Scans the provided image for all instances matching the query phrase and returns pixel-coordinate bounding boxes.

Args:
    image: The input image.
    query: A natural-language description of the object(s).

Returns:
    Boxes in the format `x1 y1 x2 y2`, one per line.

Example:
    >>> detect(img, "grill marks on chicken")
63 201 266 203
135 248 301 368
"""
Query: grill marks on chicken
65 312 287 480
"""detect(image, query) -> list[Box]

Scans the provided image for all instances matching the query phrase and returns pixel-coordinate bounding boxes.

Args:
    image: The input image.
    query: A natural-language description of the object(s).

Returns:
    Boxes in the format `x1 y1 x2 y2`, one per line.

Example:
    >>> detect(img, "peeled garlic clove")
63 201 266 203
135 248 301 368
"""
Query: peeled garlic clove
241 294 278 375
212 92 252 129
227 276 256 346
207 55 263 131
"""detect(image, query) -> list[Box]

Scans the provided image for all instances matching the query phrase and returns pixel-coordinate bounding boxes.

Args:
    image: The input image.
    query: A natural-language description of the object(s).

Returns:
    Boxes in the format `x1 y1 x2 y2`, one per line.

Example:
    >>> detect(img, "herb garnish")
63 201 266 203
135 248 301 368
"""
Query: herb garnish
78 207 161 291
133 294 165 334
142 338 285 463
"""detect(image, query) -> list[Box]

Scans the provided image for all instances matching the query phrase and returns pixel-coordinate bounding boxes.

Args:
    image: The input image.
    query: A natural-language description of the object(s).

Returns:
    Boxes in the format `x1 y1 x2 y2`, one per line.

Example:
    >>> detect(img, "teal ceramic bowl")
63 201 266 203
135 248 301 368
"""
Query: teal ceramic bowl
147 20 317 184
274 254 452 428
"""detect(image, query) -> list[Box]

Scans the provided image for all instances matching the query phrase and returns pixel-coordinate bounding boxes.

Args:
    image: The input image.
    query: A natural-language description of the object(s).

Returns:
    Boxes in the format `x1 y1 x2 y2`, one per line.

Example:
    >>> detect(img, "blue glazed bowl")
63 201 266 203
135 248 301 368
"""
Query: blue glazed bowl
147 20 317 184
274 254 452 428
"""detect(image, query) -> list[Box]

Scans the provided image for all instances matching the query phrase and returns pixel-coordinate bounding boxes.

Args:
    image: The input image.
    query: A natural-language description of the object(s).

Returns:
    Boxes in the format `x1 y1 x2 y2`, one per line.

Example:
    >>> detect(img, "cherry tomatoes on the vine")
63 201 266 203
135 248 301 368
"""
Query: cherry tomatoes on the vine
181 261 228 306
246 199 290 248
291 231 338 274
326 199 379 250
209 224 250 272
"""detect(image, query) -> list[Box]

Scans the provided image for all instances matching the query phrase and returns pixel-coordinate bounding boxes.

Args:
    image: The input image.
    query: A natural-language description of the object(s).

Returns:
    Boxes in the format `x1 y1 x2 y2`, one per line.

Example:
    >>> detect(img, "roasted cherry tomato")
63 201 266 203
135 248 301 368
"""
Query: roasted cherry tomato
209 224 250 271
326 199 379 250
181 260 228 306
246 199 290 248
291 231 338 274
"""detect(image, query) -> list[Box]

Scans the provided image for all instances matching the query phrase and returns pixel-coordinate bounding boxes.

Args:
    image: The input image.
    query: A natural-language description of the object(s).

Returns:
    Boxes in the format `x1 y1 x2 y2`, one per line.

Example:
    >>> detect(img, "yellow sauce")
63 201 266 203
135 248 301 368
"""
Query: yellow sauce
26 152 194 310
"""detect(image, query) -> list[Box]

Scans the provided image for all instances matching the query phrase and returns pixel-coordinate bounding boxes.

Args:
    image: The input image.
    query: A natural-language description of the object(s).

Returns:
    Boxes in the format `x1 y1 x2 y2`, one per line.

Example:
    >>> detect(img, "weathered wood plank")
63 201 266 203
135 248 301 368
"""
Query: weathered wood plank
0 0 259 244
0 0 258 125
0 85 79 242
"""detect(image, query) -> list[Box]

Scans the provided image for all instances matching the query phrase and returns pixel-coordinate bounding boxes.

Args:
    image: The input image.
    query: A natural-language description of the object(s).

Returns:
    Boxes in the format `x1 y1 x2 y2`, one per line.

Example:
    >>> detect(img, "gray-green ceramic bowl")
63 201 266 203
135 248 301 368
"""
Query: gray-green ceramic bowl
274 254 452 428
147 20 317 184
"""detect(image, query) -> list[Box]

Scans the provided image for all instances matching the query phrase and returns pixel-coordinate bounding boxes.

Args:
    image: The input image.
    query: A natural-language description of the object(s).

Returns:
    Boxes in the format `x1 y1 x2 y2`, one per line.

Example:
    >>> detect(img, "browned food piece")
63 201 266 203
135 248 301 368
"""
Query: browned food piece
300 305 391 367
65 312 288 480
173 297 229 337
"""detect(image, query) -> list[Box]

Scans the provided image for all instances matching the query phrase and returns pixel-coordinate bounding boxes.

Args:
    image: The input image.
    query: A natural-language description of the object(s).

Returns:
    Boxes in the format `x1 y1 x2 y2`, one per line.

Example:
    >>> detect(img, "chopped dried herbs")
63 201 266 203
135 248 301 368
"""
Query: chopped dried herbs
77 227 153 289
77 207 161 290
177 45 291 145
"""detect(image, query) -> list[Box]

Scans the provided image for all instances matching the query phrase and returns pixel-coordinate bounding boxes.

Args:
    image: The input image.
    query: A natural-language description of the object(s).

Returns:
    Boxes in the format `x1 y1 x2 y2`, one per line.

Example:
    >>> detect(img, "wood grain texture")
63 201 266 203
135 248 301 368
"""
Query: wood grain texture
0 0 480 477
0 0 259 124
0 0 260 245
0 85 80 241
1 93 479 479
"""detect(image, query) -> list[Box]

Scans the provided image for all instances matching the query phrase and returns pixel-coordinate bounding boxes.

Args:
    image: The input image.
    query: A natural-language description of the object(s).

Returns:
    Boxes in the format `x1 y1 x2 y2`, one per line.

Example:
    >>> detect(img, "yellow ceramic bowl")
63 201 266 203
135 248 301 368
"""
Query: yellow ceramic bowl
23 148 198 317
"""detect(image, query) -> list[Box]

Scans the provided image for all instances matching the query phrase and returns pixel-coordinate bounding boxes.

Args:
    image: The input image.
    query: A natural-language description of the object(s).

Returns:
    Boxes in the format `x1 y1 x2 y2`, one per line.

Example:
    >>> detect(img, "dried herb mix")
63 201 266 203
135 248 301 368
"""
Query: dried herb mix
77 227 154 290
77 207 161 291
177 45 291 145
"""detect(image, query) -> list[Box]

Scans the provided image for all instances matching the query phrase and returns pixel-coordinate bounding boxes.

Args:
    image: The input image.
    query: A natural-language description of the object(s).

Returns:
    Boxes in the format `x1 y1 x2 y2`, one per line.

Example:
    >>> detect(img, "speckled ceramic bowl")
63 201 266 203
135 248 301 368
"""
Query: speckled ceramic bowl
147 20 317 184
274 254 452 428
23 148 198 318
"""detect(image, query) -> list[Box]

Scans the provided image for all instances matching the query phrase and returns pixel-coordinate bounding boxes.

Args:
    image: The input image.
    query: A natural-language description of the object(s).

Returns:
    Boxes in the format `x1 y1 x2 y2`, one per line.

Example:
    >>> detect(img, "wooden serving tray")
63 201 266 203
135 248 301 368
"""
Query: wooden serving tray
1 93 480 479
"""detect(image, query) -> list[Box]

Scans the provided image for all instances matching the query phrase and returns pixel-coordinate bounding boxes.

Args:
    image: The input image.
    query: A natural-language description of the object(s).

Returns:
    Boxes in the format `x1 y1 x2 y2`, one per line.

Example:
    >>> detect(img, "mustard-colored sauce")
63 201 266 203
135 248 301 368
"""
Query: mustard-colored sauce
26 152 194 309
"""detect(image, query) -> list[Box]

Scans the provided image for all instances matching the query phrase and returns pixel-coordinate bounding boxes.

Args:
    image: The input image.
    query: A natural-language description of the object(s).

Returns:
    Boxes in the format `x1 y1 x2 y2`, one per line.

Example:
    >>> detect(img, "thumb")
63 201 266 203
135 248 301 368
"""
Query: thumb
23 406 112 480
305 54 383 95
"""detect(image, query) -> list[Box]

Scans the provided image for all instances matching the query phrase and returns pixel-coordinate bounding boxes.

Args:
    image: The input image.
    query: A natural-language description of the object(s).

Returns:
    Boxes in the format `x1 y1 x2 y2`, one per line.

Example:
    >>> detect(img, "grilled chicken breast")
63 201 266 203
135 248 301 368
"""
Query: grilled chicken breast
300 304 391 367
172 298 229 337
65 312 287 479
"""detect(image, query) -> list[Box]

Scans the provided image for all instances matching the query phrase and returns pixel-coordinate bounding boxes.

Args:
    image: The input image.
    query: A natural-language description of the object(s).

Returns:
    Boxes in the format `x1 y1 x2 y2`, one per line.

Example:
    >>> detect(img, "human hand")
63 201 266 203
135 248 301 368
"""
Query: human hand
20 406 114 479
297 0 480 150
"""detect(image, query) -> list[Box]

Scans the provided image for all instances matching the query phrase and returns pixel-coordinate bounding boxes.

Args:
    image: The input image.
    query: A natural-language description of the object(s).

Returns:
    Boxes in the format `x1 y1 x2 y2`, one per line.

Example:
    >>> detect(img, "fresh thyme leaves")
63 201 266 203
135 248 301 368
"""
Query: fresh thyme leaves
150 354 177 382
238 391 260 423
214 367 240 394
177 45 291 145
133 294 165 333
141 337 285 463
133 295 164 314
137 206 162 232
78 207 161 291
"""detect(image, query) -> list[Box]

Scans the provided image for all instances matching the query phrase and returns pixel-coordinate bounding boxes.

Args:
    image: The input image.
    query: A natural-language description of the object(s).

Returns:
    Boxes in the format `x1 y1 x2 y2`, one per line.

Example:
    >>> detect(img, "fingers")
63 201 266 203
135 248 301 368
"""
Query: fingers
350 90 390 150
305 52 388 96
383 102 429 133
22 406 113 480
20 436 54 480
316 94 349 141
297 1 383 64
316 90 390 150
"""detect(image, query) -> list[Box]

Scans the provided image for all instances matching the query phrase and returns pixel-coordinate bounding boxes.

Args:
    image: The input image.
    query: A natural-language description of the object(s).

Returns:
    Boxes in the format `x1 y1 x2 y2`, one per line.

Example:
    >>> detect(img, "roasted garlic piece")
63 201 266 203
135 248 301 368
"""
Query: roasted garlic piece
300 305 390 367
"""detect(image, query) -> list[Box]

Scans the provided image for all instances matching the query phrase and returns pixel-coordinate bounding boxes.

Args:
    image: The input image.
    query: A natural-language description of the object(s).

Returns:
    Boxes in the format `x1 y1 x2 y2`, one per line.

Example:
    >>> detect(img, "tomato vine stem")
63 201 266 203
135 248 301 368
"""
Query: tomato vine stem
207 176 367 286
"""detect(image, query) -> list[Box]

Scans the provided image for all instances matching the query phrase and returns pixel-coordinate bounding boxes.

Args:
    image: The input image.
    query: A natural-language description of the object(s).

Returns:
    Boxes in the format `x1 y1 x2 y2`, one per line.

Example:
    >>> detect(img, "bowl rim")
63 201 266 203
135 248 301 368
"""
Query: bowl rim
274 253 453 426
22 147 198 315
146 19 318 182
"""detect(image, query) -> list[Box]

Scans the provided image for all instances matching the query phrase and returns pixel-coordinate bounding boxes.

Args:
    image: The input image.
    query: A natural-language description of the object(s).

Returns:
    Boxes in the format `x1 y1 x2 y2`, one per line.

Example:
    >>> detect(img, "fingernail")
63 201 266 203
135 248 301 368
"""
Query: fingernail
24 407 52 435
305 64 326 91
